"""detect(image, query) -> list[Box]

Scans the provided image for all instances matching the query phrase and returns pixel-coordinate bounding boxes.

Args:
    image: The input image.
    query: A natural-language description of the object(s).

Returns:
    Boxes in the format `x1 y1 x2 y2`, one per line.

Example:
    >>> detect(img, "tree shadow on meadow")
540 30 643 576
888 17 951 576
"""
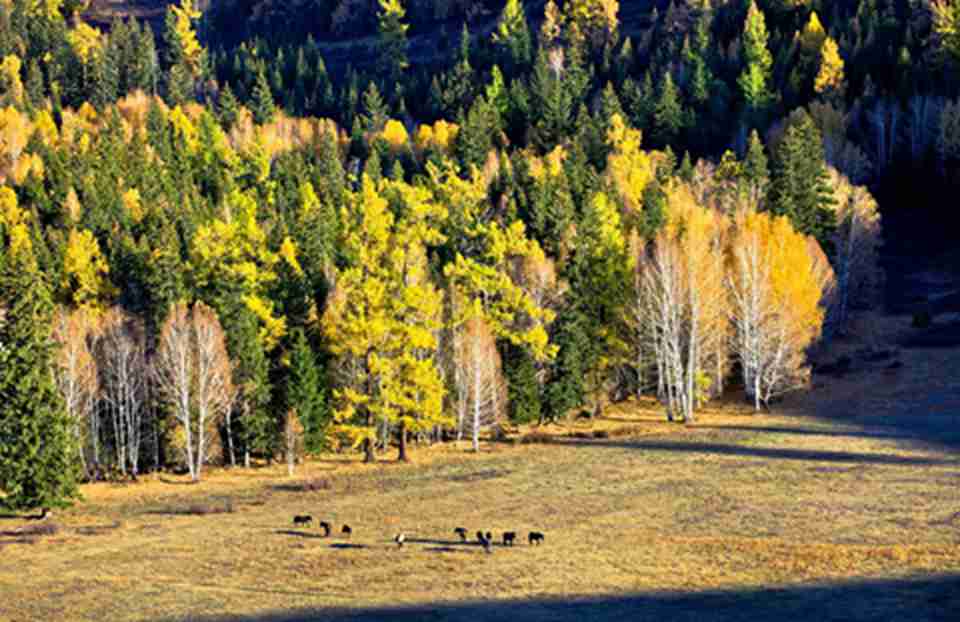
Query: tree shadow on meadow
176 574 960 622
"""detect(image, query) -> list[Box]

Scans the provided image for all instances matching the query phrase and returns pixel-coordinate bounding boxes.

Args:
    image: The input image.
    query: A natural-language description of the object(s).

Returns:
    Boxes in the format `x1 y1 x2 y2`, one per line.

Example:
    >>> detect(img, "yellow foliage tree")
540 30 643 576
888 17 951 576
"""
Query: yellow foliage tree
323 176 449 462
814 37 845 96
67 22 103 64
799 11 827 54
190 189 287 349
606 113 653 214
380 119 410 152
0 55 24 106
62 228 115 312
727 211 827 409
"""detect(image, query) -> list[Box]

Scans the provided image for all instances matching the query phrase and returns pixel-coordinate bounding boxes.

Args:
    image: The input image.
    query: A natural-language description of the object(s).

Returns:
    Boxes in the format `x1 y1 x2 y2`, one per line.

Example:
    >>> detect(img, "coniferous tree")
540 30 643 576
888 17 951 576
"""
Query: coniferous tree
286 328 329 453
0 191 79 512
217 82 240 129
377 0 409 87
500 341 541 424
250 69 275 124
653 72 683 146
768 111 836 246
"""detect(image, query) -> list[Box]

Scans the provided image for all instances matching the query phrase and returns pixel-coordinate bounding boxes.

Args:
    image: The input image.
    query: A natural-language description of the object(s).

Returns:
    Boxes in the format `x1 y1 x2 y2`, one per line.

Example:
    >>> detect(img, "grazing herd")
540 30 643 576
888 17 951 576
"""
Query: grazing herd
291 515 545 553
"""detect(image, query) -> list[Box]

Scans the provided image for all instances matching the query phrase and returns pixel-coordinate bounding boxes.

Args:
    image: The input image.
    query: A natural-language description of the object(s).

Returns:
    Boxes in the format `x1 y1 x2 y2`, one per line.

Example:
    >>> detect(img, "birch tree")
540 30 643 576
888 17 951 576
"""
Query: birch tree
827 168 883 333
96 308 149 477
455 316 507 451
154 302 233 482
52 309 99 478
727 212 828 409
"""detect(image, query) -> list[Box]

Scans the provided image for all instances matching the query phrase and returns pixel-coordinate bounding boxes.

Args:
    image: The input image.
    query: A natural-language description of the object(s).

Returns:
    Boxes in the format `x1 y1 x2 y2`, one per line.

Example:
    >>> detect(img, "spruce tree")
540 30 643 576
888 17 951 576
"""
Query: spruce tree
286 329 329 453
543 310 588 422
500 342 541 424
767 111 836 247
217 82 240 130
652 72 683 146
251 69 275 124
0 203 79 511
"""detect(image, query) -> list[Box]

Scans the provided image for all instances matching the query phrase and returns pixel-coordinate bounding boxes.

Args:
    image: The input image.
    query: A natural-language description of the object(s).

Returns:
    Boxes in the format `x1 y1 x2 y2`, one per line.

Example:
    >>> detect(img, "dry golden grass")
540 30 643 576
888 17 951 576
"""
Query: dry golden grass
1 313 959 621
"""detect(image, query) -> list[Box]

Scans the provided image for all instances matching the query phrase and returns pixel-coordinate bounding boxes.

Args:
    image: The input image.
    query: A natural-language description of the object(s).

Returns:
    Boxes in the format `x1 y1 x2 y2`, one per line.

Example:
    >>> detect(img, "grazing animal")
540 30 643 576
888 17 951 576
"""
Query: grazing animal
485 531 493 543
454 527 468 542
476 531 492 553
395 533 406 548
502 531 516 546
476 530 485 544
341 524 353 538
293 515 313 527
528 531 545 546
319 521 331 536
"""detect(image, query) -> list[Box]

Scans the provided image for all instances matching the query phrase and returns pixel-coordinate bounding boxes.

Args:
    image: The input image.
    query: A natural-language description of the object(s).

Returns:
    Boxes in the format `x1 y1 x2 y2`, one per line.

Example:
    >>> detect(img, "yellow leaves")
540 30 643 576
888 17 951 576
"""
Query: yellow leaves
730 211 825 345
33 109 59 146
378 0 408 32
814 37 845 95
67 22 104 64
191 189 286 349
169 106 199 153
122 188 143 223
0 106 31 182
10 151 43 184
415 120 459 154
279 236 303 276
606 113 653 212
0 185 31 258
586 192 625 258
380 119 410 152
171 0 205 75
63 228 115 312
529 145 566 181
298 182 321 217
800 11 826 54
0 55 24 106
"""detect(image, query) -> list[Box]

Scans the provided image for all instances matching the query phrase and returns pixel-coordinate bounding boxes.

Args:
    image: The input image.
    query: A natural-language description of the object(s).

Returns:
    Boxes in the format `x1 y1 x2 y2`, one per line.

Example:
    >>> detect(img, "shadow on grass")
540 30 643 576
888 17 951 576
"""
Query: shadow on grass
170 574 960 622
275 530 327 540
406 537 483 548
693 424 903 440
329 543 367 550
548 437 957 466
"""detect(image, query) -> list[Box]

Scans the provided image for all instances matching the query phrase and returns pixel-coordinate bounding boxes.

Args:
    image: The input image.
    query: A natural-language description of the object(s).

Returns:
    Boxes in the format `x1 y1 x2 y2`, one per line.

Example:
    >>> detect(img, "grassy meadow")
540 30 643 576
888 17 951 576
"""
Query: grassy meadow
1 315 959 621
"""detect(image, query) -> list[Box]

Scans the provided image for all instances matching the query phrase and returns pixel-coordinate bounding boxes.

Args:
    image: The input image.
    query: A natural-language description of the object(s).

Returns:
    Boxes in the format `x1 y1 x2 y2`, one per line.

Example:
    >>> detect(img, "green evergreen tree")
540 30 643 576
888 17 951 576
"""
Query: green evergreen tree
229 307 274 465
543 310 589 422
0 217 79 512
652 72 683 146
217 82 240 130
250 69 275 124
767 111 836 246
500 342 541 424
286 329 329 453
377 0 409 86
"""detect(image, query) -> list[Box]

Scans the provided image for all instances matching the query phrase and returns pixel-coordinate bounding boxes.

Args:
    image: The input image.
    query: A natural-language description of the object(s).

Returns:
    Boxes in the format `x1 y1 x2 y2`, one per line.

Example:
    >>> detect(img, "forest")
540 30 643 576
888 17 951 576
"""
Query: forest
0 0 958 512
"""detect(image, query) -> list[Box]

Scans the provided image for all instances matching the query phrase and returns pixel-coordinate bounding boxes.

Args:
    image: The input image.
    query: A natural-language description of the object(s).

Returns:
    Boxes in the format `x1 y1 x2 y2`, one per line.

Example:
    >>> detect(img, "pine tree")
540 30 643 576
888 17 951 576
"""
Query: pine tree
743 129 769 205
767 111 836 247
377 0 409 86
217 82 240 129
737 1 773 117
500 341 541 424
229 306 274 465
492 0 532 72
543 310 589 422
250 69 275 125
286 329 329 454
0 190 79 512
653 72 683 146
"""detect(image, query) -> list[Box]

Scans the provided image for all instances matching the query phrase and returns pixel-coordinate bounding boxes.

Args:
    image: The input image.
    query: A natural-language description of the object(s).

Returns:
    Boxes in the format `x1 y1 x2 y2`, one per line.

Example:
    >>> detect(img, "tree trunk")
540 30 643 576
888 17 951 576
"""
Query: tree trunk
398 420 409 462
